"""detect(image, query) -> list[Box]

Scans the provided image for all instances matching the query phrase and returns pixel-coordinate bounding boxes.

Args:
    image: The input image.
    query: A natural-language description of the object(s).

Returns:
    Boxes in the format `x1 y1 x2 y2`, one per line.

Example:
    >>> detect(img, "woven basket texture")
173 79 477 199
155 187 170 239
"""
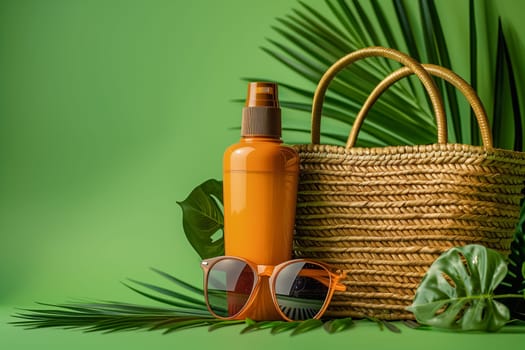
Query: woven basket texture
293 142 525 320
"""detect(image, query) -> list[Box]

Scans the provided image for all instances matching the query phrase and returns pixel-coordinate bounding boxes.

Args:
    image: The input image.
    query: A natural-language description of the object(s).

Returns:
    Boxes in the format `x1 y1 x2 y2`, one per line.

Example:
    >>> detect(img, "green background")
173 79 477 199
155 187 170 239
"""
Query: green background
1 0 524 348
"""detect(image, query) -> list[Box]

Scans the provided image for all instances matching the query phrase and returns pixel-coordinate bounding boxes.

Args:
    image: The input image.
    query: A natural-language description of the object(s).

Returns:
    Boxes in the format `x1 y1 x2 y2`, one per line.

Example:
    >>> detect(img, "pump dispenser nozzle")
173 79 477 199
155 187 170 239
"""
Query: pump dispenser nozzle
245 82 279 107
241 82 281 138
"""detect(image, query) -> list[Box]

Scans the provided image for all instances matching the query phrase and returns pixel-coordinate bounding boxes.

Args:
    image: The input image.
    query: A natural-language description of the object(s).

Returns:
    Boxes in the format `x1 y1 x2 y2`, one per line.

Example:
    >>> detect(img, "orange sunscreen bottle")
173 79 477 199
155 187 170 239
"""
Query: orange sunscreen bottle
223 82 299 320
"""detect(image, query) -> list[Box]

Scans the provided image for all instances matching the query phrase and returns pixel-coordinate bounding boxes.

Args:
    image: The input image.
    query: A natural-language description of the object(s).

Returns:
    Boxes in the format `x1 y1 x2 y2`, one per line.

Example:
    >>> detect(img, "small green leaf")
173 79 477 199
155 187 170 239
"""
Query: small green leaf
407 245 510 331
402 320 421 329
323 317 354 334
381 320 401 333
244 317 256 326
290 319 323 336
240 320 285 334
270 321 300 335
177 179 224 259
366 317 401 332
271 322 301 335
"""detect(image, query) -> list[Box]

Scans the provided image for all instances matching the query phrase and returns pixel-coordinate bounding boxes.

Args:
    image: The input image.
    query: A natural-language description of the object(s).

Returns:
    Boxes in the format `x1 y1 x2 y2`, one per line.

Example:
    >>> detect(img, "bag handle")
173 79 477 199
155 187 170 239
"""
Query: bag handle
311 47 447 145
347 64 493 148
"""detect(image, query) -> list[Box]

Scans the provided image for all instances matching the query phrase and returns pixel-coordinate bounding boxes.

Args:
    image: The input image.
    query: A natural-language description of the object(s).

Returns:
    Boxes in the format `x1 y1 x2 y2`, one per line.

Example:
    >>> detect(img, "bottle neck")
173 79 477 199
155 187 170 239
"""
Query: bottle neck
240 135 282 143
241 107 281 138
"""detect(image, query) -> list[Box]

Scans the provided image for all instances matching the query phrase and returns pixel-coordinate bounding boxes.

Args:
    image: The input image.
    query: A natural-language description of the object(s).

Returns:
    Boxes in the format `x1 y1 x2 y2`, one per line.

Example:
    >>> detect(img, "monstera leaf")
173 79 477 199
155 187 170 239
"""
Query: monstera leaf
177 179 224 259
407 245 510 331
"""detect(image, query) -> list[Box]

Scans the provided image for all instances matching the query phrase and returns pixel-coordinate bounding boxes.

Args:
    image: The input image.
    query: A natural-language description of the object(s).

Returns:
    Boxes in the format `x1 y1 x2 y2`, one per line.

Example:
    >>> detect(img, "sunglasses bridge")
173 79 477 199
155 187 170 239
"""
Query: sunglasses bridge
256 265 274 277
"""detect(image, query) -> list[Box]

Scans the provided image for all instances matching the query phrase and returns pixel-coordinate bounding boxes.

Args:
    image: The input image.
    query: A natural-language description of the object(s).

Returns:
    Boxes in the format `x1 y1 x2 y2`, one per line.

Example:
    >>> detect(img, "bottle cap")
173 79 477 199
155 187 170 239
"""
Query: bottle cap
241 82 281 138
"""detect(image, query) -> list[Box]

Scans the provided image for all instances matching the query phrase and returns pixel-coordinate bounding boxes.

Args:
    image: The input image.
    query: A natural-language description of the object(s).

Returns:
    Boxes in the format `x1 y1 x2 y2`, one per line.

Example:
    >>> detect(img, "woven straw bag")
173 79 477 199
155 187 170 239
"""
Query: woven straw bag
293 47 525 320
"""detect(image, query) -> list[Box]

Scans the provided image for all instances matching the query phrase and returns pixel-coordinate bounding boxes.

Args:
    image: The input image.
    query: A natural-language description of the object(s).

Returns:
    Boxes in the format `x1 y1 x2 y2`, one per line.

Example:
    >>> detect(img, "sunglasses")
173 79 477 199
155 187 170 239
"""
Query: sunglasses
200 256 346 322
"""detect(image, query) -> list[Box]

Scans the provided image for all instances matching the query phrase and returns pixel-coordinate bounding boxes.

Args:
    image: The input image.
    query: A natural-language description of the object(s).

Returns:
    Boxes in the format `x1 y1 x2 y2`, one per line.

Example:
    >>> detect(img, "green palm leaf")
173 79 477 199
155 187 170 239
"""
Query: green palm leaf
393 0 421 61
263 0 450 147
492 19 523 151
469 0 479 146
419 0 462 142
260 0 522 152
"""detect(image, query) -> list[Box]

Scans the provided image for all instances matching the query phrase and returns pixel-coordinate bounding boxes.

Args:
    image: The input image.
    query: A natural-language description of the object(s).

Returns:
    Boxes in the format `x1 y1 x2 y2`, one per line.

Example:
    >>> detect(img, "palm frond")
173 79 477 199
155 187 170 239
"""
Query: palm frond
12 303 218 334
369 0 405 73
260 0 522 153
10 270 376 335
125 279 208 310
263 0 459 147
11 270 213 333
492 18 523 151
469 0 479 146
419 0 462 142
393 0 421 62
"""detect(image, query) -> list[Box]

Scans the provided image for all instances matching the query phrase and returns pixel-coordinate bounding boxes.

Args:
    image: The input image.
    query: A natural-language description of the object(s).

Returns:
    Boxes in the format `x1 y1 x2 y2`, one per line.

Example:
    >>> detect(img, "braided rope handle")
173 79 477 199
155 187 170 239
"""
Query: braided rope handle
311 47 446 145
347 64 493 148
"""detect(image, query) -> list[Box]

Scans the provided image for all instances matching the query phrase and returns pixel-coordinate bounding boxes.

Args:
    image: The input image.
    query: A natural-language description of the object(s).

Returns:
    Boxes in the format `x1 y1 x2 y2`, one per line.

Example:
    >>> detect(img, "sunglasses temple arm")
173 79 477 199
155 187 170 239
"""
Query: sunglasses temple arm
332 271 347 292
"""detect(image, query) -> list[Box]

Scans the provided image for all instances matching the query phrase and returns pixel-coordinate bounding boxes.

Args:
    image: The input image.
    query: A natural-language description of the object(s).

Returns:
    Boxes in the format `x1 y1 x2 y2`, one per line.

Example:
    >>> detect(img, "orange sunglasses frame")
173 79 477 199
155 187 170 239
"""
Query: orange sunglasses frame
200 256 347 322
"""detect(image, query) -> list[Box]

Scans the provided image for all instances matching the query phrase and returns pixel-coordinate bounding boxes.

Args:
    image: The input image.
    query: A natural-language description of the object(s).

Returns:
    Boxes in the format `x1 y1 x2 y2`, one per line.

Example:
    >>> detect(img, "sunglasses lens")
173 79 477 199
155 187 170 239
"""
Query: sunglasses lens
274 262 331 321
206 258 256 318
